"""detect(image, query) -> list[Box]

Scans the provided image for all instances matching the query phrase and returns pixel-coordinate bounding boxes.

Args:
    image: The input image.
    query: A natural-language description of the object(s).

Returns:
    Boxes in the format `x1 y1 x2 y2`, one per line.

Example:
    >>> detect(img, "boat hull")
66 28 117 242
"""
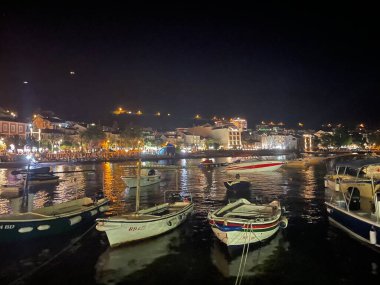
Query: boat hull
225 161 284 173
209 218 282 246
325 202 380 249
121 175 161 188
96 203 194 247
0 198 109 242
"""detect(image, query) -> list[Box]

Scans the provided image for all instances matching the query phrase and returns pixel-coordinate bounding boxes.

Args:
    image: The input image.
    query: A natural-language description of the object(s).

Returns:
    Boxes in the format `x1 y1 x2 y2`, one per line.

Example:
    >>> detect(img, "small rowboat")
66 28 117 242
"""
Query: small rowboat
208 198 287 246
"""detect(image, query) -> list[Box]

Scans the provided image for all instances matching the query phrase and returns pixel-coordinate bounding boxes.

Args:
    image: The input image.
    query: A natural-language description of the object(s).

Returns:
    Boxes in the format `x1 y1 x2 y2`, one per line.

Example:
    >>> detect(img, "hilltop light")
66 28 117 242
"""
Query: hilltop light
298 122 304 127
359 123 365 128
167 113 171 116
156 112 161 116
137 110 142 115
195 114 201 119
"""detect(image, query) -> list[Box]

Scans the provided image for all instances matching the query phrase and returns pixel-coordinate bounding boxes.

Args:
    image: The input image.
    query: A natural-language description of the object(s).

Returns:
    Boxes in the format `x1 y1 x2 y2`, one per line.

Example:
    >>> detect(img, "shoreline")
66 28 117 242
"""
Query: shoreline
0 149 375 168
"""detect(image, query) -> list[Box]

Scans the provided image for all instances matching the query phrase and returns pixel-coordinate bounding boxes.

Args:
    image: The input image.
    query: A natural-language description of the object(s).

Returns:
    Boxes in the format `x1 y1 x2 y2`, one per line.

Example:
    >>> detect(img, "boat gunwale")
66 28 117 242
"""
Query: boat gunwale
0 198 109 222
97 202 193 224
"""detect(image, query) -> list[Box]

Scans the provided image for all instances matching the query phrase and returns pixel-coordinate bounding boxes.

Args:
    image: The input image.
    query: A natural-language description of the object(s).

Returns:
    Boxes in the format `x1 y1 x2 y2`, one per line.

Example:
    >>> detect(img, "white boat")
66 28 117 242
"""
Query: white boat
225 159 284 173
325 158 380 250
208 198 287 246
12 167 60 186
324 158 380 199
121 169 160 188
96 161 194 247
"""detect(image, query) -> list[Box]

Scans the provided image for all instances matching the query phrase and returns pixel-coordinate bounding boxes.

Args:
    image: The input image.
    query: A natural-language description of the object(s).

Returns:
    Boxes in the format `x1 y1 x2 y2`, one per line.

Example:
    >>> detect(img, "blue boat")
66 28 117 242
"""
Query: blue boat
325 159 380 250
0 163 110 242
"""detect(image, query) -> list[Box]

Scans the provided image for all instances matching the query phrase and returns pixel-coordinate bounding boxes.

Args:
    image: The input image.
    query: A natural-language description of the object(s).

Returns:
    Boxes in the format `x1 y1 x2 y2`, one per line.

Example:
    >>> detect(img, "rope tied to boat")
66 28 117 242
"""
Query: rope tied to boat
235 220 261 285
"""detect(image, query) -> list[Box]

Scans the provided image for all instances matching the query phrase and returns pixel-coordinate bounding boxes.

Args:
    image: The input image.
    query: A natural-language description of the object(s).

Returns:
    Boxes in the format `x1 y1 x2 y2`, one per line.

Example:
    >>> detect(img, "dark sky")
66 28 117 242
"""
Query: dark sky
1 3 379 129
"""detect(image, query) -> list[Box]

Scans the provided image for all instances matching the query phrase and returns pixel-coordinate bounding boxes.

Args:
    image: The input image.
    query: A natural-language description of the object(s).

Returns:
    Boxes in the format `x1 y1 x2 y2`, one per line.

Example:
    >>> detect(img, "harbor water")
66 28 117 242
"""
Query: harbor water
0 157 379 285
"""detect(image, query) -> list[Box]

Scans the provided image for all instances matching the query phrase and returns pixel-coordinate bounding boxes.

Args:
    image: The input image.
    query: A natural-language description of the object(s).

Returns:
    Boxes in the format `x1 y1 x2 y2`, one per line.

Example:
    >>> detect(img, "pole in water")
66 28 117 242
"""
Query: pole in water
135 159 141 212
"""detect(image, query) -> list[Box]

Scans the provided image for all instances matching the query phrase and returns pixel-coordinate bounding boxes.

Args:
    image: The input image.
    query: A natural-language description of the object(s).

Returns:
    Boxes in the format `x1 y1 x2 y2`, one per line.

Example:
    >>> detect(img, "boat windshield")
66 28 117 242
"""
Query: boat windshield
345 167 358 177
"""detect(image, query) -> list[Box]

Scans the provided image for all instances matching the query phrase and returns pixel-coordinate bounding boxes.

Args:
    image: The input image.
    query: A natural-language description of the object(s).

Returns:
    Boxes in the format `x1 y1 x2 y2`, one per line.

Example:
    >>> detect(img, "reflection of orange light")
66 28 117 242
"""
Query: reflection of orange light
102 162 113 200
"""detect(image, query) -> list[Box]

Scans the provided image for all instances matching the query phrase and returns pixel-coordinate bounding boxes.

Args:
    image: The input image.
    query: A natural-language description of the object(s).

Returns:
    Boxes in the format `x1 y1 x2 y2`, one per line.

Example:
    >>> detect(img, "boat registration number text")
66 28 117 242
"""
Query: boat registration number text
0 224 15 230
128 225 146 231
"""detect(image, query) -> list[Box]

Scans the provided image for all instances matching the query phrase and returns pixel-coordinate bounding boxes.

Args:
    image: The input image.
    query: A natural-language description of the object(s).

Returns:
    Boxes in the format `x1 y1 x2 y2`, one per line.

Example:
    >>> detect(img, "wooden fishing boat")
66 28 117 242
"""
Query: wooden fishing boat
208 198 287 246
12 166 60 185
121 169 161 188
96 161 194 247
0 196 109 242
0 162 109 241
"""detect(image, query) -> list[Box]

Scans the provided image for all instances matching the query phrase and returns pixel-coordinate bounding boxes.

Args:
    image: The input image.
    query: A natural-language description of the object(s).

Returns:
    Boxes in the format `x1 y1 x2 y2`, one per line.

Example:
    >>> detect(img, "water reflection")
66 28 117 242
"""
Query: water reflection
95 230 181 285
211 232 289 278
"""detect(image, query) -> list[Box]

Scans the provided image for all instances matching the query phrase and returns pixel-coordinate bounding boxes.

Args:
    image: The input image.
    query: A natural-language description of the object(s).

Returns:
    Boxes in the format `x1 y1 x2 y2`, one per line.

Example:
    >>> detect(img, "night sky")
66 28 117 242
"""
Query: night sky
1 4 379 129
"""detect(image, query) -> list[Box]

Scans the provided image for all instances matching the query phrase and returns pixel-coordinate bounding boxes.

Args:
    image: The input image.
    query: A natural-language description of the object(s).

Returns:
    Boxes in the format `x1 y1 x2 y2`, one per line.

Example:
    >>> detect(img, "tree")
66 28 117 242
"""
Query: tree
120 127 142 149
350 132 365 148
319 133 334 149
368 132 380 148
332 128 351 148
80 126 106 151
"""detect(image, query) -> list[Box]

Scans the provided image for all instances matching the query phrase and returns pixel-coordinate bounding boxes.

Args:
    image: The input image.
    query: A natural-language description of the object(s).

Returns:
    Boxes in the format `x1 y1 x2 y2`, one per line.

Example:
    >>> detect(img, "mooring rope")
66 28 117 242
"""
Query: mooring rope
235 220 263 285
8 223 97 285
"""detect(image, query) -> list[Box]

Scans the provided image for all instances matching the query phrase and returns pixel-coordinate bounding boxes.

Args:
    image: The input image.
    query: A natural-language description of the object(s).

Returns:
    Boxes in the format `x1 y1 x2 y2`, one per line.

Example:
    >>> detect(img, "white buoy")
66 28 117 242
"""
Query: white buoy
335 179 340 191
370 226 377 245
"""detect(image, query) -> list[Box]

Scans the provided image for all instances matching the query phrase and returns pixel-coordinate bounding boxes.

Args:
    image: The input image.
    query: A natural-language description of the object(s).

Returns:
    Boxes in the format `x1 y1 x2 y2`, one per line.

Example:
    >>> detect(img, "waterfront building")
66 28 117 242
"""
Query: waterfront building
261 134 298 150
32 114 65 130
189 123 242 149
230 117 247 131
177 131 204 151
210 125 242 149
0 119 29 139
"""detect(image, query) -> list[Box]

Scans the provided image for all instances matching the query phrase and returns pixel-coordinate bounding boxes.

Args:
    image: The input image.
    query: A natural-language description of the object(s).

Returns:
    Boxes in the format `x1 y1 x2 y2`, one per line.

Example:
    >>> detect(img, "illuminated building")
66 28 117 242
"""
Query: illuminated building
230 117 247 131
261 134 298 150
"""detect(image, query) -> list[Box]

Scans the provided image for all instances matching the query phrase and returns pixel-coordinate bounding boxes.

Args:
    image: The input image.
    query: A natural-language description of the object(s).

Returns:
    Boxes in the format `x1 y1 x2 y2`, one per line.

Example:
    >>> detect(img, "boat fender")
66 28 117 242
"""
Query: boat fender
69 216 82 226
37 225 50 231
279 217 288 229
370 226 377 245
90 209 98 216
18 227 33 233
99 205 110 212
335 179 340 192
324 179 328 188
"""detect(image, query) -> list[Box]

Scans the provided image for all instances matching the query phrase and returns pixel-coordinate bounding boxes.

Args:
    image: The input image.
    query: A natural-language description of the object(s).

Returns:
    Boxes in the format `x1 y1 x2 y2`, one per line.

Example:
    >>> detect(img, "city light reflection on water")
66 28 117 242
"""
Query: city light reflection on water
0 158 380 285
